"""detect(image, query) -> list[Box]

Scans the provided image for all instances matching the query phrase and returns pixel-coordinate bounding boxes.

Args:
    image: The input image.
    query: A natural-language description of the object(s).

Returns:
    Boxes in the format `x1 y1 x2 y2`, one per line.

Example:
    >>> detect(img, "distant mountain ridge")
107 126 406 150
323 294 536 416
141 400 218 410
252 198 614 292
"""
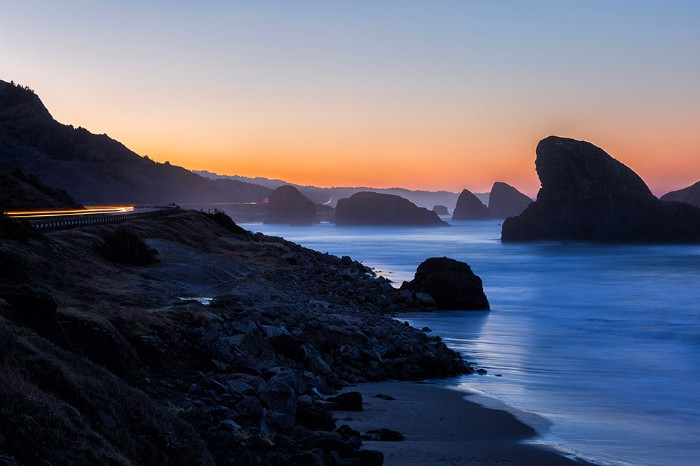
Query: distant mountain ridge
0 80 270 206
194 170 488 209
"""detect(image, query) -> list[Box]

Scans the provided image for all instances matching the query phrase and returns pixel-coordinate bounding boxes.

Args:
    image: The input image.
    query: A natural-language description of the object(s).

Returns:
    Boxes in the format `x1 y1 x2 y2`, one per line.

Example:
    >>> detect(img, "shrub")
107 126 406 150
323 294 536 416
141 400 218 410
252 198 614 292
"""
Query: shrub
202 209 248 235
96 227 158 265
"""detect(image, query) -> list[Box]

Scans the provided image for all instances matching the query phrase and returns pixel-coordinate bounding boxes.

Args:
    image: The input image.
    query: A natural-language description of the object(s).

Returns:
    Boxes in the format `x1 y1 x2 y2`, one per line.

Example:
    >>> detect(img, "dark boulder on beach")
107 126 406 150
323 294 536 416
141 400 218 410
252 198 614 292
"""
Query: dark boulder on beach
488 182 532 219
400 257 490 310
661 180 700 208
264 185 316 226
452 189 492 220
335 192 449 227
432 205 449 216
501 136 700 242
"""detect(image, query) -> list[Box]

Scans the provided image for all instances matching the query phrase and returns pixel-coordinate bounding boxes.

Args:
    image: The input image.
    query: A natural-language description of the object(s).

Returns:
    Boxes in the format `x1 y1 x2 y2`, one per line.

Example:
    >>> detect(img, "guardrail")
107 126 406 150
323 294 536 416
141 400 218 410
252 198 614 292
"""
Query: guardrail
28 205 181 231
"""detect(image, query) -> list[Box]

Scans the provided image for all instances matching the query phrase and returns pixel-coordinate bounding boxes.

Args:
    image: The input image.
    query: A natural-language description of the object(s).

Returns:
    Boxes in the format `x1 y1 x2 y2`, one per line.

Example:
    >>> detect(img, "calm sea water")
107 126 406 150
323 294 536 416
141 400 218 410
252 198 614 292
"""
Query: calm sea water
247 220 700 466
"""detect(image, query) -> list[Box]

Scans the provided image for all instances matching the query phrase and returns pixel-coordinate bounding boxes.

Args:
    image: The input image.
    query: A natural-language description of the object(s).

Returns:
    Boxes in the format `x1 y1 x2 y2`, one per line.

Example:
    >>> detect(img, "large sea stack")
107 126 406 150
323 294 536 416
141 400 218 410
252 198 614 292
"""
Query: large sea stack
452 189 491 220
335 192 449 226
488 182 532 219
660 181 700 208
502 136 700 242
264 185 316 226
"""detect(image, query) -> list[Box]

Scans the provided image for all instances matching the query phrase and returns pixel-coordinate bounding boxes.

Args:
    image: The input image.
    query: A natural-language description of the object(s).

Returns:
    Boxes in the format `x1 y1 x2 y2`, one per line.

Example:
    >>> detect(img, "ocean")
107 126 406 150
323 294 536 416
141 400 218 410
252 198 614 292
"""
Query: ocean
246 220 700 466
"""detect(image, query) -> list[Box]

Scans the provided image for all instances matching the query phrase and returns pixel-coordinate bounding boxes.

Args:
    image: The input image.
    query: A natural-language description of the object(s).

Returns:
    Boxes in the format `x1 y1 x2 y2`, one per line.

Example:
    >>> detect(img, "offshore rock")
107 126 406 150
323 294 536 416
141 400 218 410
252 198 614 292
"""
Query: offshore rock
452 189 491 220
661 180 700 208
264 185 316 226
502 136 700 242
401 257 490 310
335 192 448 227
488 182 532 219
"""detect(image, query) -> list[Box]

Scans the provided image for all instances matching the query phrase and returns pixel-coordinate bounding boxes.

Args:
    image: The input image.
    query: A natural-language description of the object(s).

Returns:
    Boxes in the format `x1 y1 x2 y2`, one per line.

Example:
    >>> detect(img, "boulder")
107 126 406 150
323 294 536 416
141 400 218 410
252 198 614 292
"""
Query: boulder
259 378 297 431
400 257 490 310
488 182 532 219
264 185 316 226
452 189 491 220
660 180 700 208
335 192 448 227
502 136 700 242
326 391 363 411
432 205 449 216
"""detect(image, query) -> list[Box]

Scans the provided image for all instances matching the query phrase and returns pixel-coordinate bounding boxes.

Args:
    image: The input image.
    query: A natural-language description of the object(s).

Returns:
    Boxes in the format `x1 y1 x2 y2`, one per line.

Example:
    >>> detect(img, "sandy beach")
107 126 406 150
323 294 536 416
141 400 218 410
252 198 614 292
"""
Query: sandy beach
339 381 595 466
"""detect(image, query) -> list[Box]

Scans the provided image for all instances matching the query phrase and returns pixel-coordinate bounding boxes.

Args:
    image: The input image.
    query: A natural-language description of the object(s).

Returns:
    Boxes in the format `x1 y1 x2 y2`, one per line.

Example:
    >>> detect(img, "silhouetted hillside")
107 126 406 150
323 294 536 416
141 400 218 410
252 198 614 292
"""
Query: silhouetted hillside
0 169 81 210
0 80 270 206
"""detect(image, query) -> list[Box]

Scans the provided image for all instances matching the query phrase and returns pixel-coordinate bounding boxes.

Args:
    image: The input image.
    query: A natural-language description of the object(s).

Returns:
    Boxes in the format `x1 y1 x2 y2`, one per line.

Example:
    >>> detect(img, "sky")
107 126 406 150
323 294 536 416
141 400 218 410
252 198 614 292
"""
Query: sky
2 1 699 196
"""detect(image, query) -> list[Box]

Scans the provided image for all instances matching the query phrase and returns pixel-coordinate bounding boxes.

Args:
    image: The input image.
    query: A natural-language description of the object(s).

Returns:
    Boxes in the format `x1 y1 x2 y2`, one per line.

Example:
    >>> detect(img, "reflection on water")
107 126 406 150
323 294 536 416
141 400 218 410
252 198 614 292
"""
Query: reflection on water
249 221 700 466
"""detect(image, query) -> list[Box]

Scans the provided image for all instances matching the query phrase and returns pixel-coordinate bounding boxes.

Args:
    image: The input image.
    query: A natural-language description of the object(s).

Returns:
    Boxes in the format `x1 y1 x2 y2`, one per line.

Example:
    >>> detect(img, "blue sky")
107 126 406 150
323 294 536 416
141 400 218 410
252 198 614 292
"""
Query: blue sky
2 1 699 194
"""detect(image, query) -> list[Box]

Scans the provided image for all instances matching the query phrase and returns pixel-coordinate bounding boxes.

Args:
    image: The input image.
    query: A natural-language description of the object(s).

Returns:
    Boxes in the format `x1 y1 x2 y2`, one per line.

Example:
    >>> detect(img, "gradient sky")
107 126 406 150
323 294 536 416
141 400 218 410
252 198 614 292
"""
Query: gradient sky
2 1 699 196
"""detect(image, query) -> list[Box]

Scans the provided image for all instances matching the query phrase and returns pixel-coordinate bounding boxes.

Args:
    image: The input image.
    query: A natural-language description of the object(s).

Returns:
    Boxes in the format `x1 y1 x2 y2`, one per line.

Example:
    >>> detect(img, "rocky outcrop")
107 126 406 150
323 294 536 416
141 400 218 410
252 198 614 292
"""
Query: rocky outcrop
452 189 492 220
400 257 490 310
264 185 316 226
432 205 449 216
502 136 700 242
488 182 532 219
335 192 448 227
661 181 700 208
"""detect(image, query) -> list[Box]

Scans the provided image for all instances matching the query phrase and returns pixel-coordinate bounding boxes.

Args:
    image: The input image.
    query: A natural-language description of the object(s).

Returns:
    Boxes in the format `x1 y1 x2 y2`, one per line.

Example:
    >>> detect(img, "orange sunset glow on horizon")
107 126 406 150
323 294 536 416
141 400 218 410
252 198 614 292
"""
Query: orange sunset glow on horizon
2 1 699 198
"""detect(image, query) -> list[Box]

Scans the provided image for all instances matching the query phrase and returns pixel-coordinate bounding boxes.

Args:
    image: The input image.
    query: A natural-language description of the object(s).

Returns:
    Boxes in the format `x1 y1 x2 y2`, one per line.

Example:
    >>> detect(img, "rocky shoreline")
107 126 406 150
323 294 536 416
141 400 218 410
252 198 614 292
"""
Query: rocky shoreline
0 210 470 465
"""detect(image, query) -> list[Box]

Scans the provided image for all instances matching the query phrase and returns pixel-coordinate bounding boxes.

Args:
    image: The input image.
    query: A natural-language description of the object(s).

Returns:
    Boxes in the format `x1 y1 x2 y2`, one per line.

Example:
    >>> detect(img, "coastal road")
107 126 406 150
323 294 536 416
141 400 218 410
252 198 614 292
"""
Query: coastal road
4 204 180 230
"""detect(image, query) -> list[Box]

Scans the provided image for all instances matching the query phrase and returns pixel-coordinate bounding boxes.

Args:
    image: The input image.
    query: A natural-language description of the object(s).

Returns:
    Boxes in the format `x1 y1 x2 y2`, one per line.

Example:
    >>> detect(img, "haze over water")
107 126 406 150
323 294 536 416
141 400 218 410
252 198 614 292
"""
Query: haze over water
249 220 700 466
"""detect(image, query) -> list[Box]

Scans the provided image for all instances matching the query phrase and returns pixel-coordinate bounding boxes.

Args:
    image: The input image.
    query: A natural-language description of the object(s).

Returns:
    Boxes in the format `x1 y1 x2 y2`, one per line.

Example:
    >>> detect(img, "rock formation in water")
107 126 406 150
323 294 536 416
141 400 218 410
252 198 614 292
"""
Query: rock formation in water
432 205 449 216
452 189 492 220
264 185 317 226
488 182 532 219
335 192 449 226
660 181 700 208
502 136 700 242
400 257 490 310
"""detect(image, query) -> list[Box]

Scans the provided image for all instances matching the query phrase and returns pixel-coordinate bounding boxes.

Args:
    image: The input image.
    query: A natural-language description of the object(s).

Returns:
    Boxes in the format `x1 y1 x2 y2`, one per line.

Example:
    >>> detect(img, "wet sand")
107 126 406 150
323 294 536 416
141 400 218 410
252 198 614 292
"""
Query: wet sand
338 381 596 466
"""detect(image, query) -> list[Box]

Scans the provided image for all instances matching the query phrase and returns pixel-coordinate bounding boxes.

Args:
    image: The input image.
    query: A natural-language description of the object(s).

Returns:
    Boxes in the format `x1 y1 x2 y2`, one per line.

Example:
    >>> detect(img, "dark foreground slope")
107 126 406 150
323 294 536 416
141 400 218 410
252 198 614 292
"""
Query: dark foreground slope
0 210 467 465
0 80 269 205
502 136 700 242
